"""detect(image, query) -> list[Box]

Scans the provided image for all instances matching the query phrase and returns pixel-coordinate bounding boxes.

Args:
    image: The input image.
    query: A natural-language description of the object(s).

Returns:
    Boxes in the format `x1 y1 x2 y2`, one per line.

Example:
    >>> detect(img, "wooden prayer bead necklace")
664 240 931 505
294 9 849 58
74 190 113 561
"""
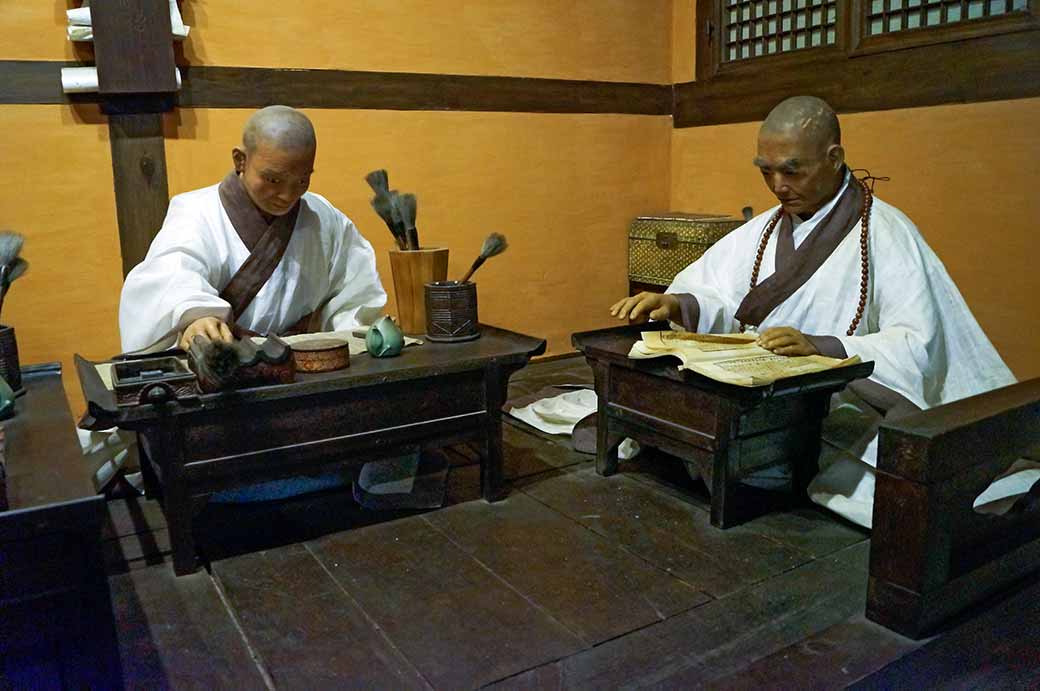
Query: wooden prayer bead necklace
742 178 872 337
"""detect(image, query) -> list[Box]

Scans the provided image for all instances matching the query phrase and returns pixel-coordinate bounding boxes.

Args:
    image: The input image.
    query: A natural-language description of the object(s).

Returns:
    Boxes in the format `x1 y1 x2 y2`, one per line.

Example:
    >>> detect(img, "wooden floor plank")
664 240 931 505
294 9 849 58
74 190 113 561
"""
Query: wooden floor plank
104 526 172 573
508 355 591 388
307 514 585 689
549 542 871 688
523 466 813 597
424 492 710 646
706 615 921 690
485 662 565 690
501 424 589 481
852 576 1040 690
109 565 268 689
212 543 430 690
103 496 167 540
742 506 868 559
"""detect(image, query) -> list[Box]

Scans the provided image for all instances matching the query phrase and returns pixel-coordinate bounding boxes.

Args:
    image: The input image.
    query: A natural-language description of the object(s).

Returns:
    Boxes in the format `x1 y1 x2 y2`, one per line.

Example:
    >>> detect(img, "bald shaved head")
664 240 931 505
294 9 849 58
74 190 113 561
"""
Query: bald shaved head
232 106 317 217
760 96 840 155
754 96 846 219
242 105 316 155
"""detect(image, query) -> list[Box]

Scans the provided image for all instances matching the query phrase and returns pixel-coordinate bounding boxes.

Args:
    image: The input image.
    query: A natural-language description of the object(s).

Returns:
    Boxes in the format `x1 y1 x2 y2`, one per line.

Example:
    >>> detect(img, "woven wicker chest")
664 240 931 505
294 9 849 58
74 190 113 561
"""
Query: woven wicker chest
628 213 743 291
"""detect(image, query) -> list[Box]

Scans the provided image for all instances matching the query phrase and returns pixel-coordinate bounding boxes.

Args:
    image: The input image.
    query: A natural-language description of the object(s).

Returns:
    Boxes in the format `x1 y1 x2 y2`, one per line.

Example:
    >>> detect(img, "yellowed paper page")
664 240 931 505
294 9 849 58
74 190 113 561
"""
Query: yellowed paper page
629 331 860 387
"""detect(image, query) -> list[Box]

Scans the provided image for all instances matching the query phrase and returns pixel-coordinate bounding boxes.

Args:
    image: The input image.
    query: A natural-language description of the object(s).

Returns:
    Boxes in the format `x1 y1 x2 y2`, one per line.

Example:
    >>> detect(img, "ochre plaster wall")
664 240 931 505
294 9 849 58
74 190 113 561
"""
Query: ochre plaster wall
670 98 1040 380
10 2 672 83
0 105 124 408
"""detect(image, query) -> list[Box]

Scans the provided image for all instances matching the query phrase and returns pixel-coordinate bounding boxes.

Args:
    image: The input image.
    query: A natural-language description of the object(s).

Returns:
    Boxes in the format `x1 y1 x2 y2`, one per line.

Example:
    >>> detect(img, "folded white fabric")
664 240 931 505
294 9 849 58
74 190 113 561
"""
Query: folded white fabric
507 389 639 459
973 458 1040 515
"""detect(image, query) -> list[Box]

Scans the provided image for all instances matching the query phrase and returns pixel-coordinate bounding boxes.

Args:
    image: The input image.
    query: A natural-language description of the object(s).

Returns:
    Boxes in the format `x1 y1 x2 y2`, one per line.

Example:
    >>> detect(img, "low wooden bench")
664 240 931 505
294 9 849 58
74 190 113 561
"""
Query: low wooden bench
868 377 1040 638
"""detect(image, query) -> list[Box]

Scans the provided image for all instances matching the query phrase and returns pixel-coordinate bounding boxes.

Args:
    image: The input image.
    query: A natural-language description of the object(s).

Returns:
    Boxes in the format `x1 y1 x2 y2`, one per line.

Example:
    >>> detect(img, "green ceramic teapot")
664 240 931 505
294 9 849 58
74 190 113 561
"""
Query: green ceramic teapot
365 315 404 358
0 373 15 420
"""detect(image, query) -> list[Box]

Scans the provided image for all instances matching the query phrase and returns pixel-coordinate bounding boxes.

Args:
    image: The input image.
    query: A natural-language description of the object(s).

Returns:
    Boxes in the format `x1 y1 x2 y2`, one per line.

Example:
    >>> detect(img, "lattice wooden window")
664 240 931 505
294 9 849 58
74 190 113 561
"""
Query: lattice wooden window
865 0 1030 36
723 0 840 62
697 0 1038 79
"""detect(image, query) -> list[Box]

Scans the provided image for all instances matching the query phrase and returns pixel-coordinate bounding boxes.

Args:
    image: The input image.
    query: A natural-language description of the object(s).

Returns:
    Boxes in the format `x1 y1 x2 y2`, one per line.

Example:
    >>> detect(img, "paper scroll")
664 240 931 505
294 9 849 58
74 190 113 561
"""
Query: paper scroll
60 66 183 94
65 1 190 42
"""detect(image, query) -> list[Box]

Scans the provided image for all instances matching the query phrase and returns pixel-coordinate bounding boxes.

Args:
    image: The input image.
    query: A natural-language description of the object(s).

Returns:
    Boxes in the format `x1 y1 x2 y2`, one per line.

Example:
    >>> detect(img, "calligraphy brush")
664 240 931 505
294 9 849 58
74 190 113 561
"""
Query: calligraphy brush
0 231 27 322
365 170 406 249
395 193 419 250
372 191 407 249
460 233 508 284
365 169 389 195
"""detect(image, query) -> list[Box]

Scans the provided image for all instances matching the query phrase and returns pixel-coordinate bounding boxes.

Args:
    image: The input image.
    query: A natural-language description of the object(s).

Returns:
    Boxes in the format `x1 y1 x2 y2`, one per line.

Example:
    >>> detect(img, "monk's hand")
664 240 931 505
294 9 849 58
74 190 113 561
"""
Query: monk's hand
609 292 680 323
756 327 818 356
178 317 233 351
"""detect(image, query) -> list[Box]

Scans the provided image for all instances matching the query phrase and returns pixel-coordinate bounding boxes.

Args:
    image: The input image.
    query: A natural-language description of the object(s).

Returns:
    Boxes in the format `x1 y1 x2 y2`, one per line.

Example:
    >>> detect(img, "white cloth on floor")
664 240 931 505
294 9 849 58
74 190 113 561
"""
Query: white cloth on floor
508 389 640 459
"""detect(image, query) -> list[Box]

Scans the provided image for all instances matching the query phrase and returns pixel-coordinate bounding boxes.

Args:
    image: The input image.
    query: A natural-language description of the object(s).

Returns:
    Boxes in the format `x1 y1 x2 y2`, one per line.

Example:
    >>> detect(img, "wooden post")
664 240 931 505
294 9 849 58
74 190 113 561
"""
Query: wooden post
108 113 170 276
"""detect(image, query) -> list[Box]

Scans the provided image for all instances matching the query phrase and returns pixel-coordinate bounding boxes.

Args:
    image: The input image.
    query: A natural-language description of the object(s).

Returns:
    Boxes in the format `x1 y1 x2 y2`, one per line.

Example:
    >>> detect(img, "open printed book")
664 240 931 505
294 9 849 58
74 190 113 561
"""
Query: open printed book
629 331 861 387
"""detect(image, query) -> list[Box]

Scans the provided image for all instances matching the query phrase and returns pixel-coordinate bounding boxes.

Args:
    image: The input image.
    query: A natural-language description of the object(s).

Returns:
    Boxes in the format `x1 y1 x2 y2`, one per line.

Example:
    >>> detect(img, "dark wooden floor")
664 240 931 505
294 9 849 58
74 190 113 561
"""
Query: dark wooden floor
97 356 1040 689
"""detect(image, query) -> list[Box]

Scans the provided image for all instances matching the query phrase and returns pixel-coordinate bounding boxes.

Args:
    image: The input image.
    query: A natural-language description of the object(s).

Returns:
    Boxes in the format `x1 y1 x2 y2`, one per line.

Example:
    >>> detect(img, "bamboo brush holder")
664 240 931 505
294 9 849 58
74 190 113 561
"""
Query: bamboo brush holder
0 325 21 393
389 248 449 335
425 281 479 342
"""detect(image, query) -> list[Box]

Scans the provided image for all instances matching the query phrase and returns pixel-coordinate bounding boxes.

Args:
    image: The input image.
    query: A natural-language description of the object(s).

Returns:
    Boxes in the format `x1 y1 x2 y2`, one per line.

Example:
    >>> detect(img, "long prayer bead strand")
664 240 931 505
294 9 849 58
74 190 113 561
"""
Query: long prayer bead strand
740 179 872 337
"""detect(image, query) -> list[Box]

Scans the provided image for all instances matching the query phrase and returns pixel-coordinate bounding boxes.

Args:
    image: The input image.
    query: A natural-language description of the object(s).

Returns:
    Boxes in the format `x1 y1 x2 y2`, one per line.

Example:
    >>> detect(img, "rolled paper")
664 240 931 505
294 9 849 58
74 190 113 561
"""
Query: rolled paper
60 67 100 94
169 0 190 37
60 66 183 94
66 25 190 42
66 7 91 26
66 3 190 41
67 25 93 42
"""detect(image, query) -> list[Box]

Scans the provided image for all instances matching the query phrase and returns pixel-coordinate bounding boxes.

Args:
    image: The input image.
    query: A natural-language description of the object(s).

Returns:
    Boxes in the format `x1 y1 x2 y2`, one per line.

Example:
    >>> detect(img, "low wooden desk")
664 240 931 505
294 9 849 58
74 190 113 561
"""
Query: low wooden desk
78 326 545 575
0 364 118 687
572 323 873 528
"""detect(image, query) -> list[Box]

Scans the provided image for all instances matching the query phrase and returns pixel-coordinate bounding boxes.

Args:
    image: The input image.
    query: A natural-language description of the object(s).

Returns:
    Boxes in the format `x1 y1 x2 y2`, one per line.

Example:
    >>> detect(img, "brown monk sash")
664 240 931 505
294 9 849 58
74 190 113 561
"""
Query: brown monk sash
217 171 306 329
734 178 863 327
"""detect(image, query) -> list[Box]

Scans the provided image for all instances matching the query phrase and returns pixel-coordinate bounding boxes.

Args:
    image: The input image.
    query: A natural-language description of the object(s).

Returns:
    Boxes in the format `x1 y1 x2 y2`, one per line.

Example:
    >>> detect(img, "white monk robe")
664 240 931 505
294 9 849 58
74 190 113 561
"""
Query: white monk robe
120 183 386 352
666 171 1017 527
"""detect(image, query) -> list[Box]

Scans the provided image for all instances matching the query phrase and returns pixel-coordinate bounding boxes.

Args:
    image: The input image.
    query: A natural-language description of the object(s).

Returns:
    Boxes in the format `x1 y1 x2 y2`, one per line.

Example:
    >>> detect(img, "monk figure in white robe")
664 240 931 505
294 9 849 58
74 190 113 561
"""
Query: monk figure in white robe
119 106 440 505
610 96 1018 528
120 105 386 353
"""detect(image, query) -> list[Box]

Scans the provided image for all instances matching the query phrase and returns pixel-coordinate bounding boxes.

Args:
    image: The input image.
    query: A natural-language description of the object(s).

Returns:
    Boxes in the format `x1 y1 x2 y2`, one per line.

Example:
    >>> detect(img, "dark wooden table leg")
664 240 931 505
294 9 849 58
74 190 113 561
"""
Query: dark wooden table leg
710 446 733 528
589 360 622 476
710 402 739 528
482 415 505 501
481 362 513 502
791 392 828 501
137 433 161 500
166 467 198 575
596 423 623 477
154 420 199 575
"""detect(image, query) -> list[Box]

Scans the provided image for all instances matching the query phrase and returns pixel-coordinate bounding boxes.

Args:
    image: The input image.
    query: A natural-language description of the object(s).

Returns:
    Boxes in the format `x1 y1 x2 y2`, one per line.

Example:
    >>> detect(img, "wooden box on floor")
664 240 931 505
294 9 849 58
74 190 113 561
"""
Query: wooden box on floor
868 378 1040 638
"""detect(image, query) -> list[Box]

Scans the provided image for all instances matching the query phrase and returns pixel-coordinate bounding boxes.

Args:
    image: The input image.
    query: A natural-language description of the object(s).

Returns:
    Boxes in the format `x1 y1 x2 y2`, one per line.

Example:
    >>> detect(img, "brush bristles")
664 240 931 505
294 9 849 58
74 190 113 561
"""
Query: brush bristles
480 233 508 259
0 231 24 267
365 169 389 194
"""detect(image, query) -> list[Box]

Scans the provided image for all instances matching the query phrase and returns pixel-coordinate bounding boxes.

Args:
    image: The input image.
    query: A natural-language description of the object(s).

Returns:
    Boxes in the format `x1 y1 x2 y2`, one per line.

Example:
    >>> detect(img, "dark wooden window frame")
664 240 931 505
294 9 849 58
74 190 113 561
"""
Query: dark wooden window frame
698 0 1039 81
684 0 1040 127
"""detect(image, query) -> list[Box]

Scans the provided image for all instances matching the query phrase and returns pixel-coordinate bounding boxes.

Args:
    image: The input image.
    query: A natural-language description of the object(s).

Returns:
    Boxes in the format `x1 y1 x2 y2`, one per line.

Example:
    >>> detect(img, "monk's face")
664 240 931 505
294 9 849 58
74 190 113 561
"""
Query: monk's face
232 140 315 217
755 129 844 219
